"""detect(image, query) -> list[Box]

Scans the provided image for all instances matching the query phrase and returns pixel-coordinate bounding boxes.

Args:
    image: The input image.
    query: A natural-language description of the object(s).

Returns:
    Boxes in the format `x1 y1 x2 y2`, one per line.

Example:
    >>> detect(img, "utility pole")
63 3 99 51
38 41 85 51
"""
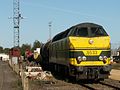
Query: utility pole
13 0 23 47
48 21 52 40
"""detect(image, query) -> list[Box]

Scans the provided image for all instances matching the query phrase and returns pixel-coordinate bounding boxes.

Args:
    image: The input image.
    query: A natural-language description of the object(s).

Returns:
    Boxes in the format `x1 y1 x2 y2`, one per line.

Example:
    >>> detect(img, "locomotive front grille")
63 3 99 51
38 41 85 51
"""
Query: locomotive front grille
69 50 110 60
86 56 99 61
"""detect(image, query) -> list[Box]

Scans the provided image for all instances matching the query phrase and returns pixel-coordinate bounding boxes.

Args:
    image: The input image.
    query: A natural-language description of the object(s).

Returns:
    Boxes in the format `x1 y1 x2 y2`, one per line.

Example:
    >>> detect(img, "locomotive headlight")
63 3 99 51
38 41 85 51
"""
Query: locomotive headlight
82 56 87 61
99 56 103 60
76 56 82 64
103 56 107 63
103 56 107 60
77 56 82 62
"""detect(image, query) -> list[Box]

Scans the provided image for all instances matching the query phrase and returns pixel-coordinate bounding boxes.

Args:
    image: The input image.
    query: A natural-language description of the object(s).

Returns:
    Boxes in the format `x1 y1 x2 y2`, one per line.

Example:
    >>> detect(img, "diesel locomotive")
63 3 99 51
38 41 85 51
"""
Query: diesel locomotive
41 22 113 80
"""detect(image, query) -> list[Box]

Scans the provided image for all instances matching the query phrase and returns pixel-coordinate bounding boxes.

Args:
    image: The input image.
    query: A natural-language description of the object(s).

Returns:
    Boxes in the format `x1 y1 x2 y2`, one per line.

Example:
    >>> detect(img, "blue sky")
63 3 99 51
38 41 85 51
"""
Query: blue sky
0 0 120 48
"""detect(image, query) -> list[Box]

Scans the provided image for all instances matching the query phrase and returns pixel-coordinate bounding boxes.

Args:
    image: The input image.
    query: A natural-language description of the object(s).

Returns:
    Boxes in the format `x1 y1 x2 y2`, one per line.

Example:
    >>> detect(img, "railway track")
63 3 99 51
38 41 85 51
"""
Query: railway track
78 79 120 90
29 76 120 90
99 79 120 90
80 83 116 90
14 61 120 89
22 62 120 90
0 61 120 90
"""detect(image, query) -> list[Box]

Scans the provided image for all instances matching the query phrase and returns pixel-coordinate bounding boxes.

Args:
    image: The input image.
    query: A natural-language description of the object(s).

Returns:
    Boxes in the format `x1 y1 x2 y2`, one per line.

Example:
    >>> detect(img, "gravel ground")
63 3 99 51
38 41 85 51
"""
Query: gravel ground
0 60 22 90
28 78 120 90
109 69 120 81
1 60 120 90
29 79 87 90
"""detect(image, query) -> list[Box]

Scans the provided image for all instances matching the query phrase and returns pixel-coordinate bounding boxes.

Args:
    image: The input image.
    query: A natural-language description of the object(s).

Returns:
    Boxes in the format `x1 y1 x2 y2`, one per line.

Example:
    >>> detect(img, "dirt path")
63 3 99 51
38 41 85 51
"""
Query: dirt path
0 60 22 90
109 69 120 81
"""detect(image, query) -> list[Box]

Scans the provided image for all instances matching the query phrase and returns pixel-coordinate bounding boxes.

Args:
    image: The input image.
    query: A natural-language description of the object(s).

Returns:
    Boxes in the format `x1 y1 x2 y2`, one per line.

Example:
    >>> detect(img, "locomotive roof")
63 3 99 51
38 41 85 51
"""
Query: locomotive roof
72 22 103 28
52 22 108 42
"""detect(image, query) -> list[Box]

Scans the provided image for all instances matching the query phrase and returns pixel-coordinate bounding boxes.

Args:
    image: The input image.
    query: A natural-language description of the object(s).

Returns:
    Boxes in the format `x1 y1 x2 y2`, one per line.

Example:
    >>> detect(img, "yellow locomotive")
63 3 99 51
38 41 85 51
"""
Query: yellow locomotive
41 22 112 80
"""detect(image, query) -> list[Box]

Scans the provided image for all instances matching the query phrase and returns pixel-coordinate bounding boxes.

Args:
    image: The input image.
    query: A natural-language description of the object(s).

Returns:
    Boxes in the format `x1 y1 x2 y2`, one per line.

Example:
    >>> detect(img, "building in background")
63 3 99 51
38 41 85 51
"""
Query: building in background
0 53 9 61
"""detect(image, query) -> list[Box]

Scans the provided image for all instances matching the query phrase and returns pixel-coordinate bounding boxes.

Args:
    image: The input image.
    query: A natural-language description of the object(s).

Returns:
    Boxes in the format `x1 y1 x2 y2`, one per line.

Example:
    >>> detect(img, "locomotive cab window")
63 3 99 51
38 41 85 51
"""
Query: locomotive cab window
90 27 108 37
77 27 88 37
69 26 108 37
72 27 89 37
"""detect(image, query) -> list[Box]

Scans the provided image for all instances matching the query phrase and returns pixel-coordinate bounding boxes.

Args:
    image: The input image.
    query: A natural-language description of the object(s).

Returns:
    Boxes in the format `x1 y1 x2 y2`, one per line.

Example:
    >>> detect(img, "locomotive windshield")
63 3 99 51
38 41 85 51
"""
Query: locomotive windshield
90 27 108 37
71 27 108 37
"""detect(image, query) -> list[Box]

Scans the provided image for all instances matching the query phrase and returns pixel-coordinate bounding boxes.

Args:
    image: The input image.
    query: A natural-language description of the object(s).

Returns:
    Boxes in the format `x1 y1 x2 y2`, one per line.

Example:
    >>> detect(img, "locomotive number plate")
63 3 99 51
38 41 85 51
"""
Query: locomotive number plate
86 50 98 56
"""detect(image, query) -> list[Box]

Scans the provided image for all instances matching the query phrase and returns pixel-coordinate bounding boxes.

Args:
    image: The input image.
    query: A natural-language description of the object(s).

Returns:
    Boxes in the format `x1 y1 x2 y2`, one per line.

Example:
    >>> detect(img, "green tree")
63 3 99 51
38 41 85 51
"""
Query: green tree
0 46 3 53
32 40 42 51
4 48 10 54
20 44 31 56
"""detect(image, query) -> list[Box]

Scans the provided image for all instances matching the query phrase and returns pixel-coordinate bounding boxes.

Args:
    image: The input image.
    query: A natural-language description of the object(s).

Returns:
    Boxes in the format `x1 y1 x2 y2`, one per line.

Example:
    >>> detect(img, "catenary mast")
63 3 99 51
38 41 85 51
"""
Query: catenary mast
13 0 22 47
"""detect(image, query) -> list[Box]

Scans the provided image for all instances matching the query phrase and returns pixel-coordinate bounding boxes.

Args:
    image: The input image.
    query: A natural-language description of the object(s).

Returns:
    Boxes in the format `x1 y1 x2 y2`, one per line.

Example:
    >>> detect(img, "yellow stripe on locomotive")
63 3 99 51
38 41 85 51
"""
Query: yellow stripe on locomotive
68 36 111 66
